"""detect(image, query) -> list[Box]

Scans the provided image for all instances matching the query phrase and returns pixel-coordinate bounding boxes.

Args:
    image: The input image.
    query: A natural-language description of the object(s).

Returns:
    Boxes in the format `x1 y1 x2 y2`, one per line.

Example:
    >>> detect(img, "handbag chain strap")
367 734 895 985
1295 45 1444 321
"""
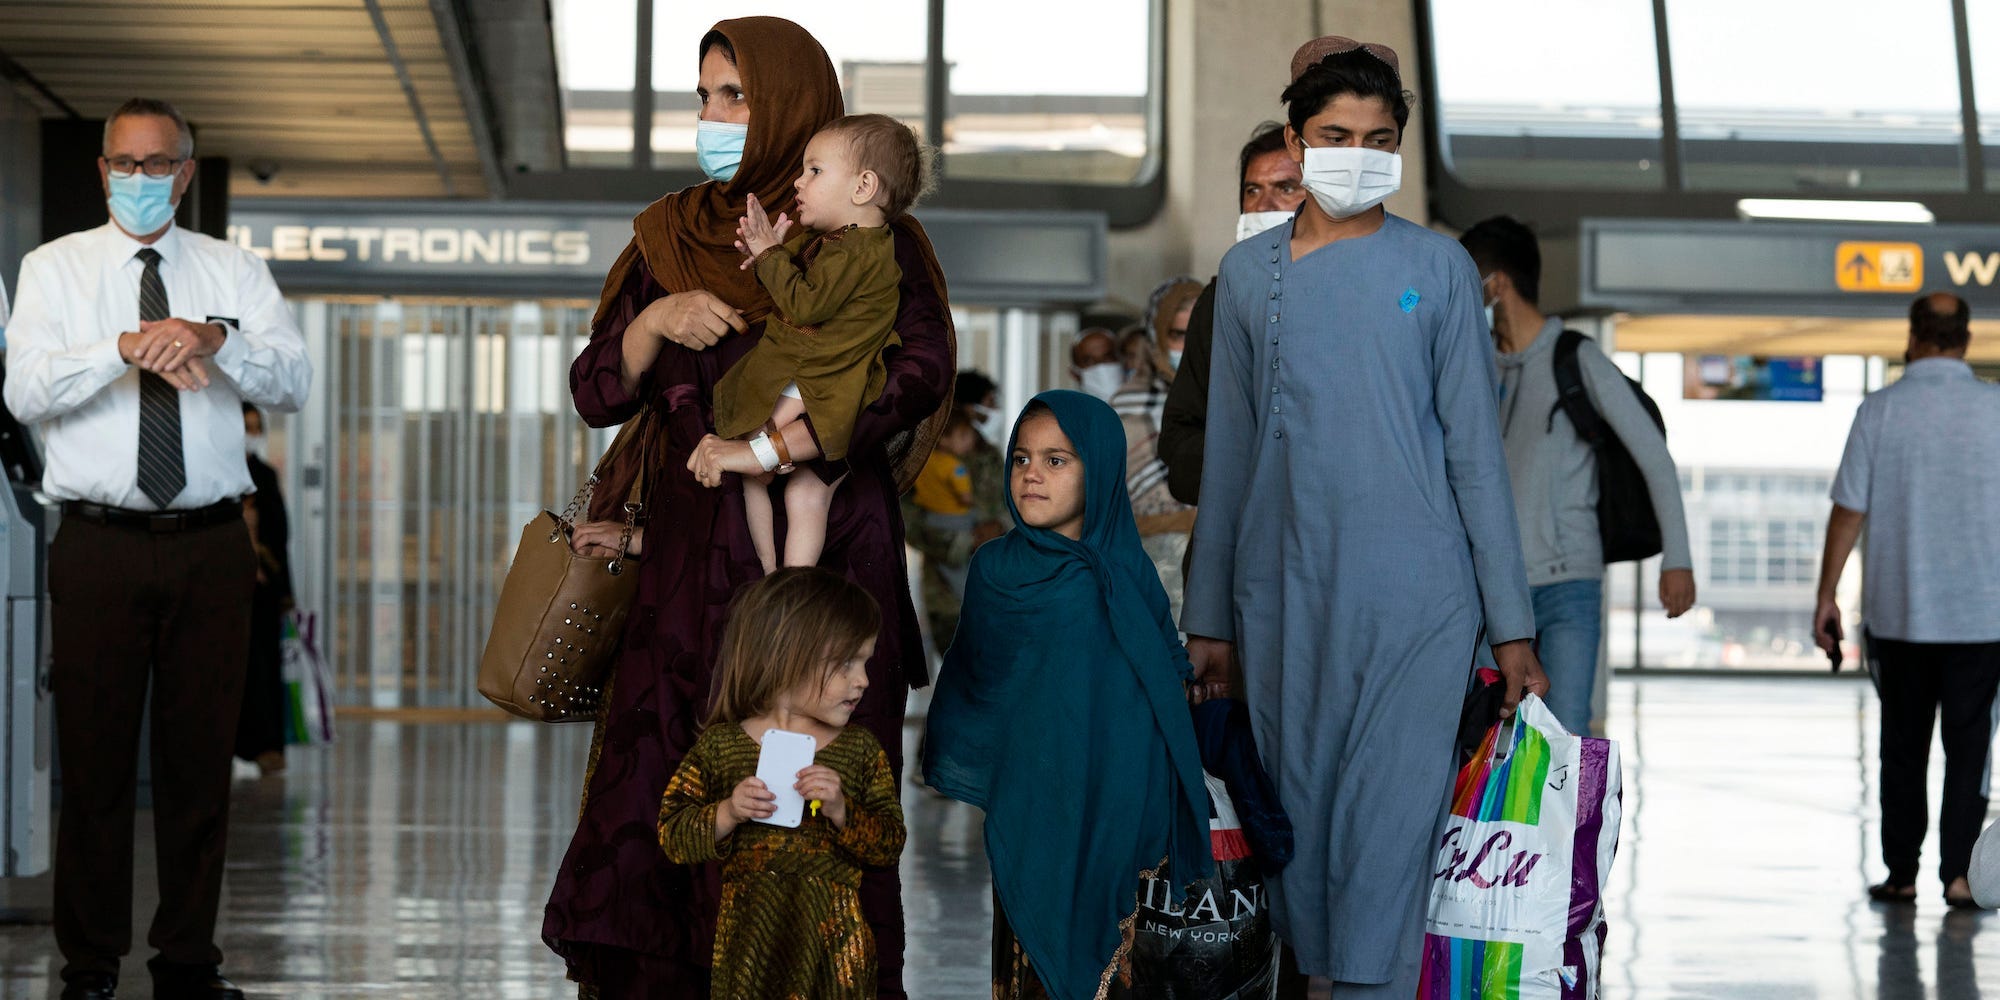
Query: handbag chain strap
552 407 654 576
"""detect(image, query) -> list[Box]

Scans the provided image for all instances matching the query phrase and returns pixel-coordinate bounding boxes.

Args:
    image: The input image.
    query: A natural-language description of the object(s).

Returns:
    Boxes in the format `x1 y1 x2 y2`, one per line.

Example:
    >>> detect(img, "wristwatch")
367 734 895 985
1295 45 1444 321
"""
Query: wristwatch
763 420 796 474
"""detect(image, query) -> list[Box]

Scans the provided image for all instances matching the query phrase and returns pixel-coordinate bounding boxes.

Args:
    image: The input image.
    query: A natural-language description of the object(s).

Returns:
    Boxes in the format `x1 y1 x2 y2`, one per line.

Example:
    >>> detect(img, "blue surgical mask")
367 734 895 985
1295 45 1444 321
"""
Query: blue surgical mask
695 120 748 182
107 170 178 236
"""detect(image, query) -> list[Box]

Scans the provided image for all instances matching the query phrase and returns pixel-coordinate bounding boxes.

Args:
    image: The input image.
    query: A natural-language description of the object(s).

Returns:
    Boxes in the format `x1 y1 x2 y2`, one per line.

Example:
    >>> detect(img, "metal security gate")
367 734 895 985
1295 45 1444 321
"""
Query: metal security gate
266 299 1078 710
278 299 608 709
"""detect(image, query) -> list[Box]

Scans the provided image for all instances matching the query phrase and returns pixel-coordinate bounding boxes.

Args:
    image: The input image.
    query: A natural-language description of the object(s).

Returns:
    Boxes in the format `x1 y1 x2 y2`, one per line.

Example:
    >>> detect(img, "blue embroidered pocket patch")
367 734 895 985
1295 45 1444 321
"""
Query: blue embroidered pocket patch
1399 288 1420 313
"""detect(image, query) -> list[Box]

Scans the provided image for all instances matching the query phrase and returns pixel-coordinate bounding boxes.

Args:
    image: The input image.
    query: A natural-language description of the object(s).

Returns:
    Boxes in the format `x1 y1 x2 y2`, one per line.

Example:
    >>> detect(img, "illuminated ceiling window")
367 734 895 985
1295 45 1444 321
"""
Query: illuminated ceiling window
1667 0 1965 193
1425 0 1995 218
1966 1 2000 190
943 0 1153 185
553 0 637 168
1430 0 1665 191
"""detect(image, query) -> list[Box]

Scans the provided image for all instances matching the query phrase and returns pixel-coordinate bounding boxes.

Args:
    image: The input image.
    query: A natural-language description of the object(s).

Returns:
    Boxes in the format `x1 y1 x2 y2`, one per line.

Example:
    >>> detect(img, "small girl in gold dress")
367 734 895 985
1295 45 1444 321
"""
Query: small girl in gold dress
713 113 933 574
657 567 907 998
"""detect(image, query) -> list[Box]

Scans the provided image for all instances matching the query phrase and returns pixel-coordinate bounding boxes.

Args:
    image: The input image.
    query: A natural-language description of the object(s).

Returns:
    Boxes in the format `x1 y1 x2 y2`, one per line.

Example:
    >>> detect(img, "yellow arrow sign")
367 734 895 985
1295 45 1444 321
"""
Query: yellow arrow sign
1835 242 1924 292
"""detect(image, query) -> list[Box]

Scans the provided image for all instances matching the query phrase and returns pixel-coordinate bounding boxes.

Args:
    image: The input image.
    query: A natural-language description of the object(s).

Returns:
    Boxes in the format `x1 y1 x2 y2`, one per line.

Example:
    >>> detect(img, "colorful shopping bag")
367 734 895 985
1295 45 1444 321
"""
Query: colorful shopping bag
1419 694 1621 1000
280 610 335 745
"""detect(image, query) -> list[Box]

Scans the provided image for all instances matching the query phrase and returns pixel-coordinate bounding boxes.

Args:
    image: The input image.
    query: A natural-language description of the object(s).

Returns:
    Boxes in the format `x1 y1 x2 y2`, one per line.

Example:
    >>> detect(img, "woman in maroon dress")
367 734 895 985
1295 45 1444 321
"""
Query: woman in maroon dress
541 17 955 999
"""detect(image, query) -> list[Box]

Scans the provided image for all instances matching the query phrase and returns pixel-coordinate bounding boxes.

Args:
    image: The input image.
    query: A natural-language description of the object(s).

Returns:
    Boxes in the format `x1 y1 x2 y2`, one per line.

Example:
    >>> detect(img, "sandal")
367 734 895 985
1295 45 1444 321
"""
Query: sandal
1869 881 1918 904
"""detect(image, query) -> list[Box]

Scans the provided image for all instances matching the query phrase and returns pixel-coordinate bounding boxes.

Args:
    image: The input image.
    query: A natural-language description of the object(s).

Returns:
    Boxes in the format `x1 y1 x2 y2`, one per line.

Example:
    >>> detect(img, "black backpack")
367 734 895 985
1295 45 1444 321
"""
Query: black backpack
1548 329 1665 564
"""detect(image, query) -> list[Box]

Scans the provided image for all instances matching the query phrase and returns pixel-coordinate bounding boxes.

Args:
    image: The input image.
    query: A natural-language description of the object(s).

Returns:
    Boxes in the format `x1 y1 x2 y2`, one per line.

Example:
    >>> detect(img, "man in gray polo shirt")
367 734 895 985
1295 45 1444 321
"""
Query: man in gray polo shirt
1814 292 2000 909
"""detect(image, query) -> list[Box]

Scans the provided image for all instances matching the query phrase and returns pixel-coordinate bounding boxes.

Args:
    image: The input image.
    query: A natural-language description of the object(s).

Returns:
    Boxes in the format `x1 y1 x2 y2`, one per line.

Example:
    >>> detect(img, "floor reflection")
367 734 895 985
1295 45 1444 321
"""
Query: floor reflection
0 676 1994 998
1604 677 1999 999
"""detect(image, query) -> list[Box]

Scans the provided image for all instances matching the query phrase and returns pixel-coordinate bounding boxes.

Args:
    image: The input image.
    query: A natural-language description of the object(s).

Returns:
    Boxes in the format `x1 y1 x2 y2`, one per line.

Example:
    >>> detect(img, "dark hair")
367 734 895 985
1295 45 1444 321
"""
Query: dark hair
699 30 736 64
1910 294 1972 353
955 369 997 406
104 97 193 159
1458 216 1542 305
707 567 879 727
1280 48 1413 138
818 113 934 218
1237 121 1290 201
940 408 975 438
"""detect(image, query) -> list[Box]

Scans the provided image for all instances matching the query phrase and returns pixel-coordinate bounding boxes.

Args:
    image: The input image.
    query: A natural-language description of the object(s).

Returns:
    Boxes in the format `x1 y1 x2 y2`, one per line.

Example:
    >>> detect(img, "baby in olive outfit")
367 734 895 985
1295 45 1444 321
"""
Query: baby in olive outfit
716 113 932 574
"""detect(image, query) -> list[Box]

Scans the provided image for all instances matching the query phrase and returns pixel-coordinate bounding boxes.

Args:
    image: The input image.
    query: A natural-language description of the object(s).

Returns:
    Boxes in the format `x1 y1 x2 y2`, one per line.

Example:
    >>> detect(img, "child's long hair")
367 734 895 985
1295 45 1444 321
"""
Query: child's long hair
707 567 881 727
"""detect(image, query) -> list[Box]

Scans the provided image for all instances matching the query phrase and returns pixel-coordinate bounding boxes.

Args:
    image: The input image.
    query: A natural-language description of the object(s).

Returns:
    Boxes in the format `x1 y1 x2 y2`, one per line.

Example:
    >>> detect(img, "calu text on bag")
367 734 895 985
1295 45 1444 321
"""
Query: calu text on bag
1420 694 1622 1000
1549 329 1665 563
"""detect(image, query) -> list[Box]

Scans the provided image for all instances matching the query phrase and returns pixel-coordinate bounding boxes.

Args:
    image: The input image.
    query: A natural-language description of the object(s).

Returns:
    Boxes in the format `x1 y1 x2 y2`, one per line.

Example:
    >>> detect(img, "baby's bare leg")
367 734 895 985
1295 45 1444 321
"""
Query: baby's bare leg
742 471 779 575
769 394 807 428
781 472 846 568
746 393 811 572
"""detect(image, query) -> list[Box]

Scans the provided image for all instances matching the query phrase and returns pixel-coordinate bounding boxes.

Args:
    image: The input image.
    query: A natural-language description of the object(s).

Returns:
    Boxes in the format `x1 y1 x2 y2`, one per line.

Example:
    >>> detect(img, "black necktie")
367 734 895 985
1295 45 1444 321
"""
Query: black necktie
134 248 186 508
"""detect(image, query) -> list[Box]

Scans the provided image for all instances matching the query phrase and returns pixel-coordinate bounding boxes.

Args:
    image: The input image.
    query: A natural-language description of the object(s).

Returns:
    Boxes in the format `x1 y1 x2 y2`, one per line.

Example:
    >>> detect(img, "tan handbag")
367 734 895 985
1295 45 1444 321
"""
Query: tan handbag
478 410 653 723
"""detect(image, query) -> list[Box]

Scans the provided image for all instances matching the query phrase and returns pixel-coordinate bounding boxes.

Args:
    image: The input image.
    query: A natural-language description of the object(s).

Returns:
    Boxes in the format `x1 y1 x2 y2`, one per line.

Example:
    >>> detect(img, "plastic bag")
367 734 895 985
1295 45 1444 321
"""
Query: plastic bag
281 610 335 746
1114 773 1281 999
1419 694 1621 1000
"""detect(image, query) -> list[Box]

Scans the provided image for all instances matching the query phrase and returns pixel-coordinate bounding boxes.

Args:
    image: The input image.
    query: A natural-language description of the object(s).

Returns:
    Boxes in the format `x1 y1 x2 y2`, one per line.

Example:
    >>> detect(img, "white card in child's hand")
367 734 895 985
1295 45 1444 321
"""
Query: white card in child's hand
753 729 816 828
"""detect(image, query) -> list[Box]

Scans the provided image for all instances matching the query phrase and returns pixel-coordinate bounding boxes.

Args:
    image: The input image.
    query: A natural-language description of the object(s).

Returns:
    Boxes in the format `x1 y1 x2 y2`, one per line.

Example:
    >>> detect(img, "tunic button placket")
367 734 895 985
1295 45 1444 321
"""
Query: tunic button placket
1268 254 1285 436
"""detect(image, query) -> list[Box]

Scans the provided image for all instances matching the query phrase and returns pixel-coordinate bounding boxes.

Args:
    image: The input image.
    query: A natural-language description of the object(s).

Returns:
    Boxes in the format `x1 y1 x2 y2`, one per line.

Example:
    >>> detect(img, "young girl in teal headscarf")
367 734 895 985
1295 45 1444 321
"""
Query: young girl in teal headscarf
923 389 1212 1000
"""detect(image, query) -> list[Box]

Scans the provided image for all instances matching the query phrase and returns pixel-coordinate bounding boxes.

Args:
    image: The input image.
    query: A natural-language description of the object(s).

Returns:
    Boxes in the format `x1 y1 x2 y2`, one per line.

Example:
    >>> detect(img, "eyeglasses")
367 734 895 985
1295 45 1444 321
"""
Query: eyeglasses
104 155 186 177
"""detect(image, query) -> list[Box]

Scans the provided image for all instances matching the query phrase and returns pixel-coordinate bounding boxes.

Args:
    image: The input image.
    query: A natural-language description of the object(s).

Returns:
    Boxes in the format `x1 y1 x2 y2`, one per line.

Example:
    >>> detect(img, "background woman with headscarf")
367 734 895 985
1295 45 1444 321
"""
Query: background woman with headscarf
924 390 1211 1000
1110 276 1203 617
544 18 956 1000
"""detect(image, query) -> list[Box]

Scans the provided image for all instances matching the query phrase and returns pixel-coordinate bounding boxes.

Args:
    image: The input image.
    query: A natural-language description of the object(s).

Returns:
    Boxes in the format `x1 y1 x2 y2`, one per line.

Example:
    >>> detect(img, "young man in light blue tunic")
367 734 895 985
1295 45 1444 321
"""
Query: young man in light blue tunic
1182 37 1548 998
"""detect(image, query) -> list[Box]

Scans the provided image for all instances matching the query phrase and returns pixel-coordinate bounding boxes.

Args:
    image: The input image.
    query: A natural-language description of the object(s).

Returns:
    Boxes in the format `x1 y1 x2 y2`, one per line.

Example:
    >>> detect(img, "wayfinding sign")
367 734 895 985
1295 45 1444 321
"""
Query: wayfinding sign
1833 242 1922 293
1581 219 2000 315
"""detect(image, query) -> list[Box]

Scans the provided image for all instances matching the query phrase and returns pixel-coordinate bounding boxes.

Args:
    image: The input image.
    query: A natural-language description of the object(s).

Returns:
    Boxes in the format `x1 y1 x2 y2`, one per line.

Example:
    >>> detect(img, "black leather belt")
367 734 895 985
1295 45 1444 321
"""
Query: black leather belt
63 499 242 533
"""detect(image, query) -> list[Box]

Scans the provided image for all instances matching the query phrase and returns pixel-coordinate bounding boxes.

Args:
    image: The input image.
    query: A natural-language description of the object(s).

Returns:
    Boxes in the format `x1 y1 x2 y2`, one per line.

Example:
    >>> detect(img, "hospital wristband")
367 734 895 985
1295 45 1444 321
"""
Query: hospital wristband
749 432 782 473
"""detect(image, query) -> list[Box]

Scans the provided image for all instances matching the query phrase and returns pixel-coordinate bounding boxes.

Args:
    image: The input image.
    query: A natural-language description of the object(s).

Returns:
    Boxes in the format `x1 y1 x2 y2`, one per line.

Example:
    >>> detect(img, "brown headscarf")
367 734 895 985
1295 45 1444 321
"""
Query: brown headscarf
592 16 843 331
590 15 955 491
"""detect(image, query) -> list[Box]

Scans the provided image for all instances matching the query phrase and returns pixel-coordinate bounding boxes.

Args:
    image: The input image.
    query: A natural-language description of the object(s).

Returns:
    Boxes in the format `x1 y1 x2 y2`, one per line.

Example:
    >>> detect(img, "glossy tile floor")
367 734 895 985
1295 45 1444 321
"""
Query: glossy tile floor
2 676 1998 998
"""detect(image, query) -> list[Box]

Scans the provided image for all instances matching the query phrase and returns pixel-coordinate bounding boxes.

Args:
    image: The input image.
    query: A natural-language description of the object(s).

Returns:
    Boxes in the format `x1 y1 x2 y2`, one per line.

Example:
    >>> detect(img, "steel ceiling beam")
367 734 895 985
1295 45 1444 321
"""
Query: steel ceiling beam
0 48 78 118
363 0 457 197
428 0 506 198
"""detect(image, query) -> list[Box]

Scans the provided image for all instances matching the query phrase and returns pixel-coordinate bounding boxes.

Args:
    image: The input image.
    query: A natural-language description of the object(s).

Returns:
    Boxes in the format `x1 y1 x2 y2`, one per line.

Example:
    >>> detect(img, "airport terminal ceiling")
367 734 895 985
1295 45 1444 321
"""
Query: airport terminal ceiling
0 0 559 199
1610 313 2000 362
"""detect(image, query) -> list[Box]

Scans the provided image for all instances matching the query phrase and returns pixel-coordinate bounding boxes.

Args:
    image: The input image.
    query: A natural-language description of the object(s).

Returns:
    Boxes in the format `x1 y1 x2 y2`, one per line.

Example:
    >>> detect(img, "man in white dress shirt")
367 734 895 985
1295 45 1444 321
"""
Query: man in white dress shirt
4 98 311 1000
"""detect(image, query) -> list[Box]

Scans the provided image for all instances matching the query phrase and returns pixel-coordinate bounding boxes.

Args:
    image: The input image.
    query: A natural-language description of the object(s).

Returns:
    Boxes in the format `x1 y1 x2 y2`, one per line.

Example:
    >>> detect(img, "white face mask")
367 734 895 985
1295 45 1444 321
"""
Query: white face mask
1168 348 1184 371
972 405 1006 446
245 434 268 463
1076 362 1124 401
1300 144 1402 220
1235 210 1295 242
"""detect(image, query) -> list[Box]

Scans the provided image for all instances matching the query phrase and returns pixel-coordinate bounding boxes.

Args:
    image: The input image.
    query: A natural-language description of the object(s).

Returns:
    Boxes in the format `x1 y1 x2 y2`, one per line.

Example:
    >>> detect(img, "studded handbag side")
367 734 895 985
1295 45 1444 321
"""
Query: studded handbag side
477 408 652 722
